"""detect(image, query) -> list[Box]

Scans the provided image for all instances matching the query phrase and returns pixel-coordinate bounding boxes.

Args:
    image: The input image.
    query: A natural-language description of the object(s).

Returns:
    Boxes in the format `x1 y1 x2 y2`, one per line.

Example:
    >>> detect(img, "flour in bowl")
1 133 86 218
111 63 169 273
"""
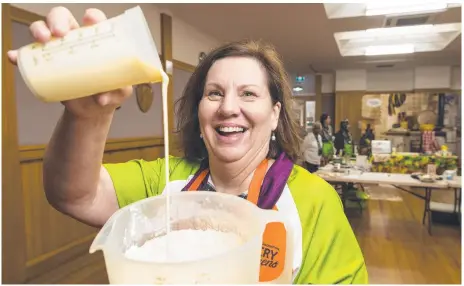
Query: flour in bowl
125 229 242 263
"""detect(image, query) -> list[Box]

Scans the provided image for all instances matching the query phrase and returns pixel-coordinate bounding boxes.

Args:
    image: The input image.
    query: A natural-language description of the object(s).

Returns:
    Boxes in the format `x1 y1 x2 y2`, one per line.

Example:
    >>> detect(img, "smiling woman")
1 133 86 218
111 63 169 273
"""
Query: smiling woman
25 13 367 281
105 40 369 284
177 40 300 164
198 56 282 166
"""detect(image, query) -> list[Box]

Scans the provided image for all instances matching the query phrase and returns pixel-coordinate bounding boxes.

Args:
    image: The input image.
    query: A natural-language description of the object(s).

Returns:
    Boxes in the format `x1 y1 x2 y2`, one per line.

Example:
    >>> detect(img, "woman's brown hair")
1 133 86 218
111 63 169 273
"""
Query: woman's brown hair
175 39 302 163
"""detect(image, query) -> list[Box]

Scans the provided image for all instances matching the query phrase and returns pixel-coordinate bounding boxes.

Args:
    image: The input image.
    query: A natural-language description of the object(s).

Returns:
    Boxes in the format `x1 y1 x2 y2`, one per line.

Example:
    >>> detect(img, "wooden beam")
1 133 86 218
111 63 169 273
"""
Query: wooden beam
315 74 322 122
19 136 164 163
293 95 315 101
10 4 44 24
173 59 196 73
160 13 181 156
2 3 27 283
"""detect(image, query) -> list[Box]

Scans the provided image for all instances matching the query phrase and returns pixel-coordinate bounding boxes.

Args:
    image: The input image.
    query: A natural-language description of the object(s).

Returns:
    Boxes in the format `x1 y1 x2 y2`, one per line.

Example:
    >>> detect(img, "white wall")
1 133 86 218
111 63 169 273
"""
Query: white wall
335 69 367 92
172 17 220 66
11 3 220 67
320 73 335 94
367 69 414 91
335 66 462 92
451 66 461 90
290 67 460 95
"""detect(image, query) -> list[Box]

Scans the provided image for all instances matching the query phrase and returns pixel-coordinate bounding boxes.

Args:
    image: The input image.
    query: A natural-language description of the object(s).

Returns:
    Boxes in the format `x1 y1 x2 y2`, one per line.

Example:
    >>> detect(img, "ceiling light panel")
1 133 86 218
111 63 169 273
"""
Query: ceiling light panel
365 2 448 17
334 23 461 57
365 44 415 56
324 3 461 19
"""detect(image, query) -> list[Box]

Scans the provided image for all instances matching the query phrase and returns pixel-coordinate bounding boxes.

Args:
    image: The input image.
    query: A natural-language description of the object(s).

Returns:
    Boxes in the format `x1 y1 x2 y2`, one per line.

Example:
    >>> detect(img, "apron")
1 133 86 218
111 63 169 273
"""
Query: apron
181 152 294 282
343 132 353 157
344 143 353 157
322 141 334 157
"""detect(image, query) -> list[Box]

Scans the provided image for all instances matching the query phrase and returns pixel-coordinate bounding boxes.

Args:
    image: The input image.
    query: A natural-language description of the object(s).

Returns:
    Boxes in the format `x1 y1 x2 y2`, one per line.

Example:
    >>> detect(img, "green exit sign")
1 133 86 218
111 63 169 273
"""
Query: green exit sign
296 76 305 82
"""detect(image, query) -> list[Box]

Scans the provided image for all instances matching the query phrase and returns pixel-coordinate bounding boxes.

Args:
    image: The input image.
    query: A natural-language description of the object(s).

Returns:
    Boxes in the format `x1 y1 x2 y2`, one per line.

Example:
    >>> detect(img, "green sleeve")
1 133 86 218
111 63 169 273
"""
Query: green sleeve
103 159 164 208
292 173 368 284
103 157 200 209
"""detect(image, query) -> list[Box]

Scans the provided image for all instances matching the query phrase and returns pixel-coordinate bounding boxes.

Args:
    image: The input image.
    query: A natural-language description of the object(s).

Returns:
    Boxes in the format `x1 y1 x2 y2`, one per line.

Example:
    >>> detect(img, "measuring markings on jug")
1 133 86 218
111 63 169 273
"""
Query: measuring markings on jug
29 22 118 65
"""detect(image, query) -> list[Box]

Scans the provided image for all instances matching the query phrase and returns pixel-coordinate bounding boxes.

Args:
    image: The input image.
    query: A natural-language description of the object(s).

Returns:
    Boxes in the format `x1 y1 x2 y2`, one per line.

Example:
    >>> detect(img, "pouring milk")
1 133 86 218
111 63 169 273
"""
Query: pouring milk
16 5 243 265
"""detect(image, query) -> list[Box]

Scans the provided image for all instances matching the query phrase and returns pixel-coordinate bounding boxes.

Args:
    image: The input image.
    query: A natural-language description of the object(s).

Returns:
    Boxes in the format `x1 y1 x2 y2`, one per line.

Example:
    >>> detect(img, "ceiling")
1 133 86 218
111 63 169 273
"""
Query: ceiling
156 3 461 74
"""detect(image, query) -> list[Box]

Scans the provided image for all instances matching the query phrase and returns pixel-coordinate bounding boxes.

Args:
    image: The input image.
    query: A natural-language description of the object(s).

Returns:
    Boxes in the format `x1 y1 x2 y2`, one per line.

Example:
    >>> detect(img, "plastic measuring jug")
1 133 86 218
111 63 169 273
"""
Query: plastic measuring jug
90 191 294 284
16 6 163 102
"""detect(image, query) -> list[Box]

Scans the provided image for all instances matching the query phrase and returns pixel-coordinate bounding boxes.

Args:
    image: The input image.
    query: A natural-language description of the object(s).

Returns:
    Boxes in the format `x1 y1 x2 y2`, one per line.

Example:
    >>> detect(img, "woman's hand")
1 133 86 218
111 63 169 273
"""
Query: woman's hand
7 6 132 119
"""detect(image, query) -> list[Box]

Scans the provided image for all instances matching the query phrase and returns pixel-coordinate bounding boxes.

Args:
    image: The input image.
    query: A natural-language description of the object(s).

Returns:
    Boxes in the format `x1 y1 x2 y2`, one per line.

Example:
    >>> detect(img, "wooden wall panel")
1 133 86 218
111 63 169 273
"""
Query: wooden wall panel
19 137 165 282
2 4 27 283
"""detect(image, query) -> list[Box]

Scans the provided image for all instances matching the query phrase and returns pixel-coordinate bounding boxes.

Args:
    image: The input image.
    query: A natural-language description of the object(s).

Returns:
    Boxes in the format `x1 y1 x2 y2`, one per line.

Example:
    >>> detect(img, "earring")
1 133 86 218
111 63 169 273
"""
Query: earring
271 132 276 141
200 133 203 139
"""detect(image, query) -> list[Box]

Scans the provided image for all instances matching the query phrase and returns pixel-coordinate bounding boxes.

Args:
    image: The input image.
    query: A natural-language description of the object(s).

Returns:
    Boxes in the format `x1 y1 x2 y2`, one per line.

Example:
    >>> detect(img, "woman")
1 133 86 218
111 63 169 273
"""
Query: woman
302 122 323 173
334 119 354 157
320 113 334 163
359 124 375 156
295 126 308 167
7 7 367 284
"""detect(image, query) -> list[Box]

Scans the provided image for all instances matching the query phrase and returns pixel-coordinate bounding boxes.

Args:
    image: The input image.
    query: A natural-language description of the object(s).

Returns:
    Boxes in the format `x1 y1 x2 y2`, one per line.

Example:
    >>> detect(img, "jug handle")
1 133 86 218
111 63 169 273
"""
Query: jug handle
89 211 119 254
260 209 295 284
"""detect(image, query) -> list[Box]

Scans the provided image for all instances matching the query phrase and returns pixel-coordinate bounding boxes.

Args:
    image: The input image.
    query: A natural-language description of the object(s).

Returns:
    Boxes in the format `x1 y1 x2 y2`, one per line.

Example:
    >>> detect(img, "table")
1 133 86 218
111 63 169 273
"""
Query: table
448 177 462 214
370 153 458 175
316 169 459 235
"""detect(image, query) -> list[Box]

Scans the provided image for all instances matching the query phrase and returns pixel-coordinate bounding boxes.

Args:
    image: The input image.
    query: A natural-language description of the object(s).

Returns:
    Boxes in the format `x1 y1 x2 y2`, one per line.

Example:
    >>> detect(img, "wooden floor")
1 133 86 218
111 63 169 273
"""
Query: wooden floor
28 185 461 284
347 185 461 284
28 252 108 284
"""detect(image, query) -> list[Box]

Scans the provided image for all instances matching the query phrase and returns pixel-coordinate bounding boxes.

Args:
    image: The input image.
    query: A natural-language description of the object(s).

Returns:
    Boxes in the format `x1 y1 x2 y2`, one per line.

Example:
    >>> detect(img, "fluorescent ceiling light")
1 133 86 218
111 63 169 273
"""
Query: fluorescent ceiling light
365 44 415 56
366 2 448 16
365 25 434 36
334 23 461 57
293 86 303 92
324 3 460 19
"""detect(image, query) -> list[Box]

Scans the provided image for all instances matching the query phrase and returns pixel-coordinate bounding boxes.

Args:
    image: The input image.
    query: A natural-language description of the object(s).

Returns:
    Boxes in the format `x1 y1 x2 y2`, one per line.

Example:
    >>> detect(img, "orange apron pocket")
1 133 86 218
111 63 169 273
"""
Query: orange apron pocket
259 221 287 282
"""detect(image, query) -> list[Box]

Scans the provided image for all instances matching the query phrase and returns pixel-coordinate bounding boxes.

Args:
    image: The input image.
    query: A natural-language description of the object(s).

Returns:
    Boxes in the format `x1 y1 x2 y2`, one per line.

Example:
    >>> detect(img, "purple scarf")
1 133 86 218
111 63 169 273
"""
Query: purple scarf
181 152 294 209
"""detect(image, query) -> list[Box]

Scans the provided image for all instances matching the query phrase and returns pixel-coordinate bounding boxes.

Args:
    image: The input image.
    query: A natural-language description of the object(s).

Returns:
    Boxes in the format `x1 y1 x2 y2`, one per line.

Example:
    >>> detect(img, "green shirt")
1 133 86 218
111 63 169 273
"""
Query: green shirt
104 157 368 284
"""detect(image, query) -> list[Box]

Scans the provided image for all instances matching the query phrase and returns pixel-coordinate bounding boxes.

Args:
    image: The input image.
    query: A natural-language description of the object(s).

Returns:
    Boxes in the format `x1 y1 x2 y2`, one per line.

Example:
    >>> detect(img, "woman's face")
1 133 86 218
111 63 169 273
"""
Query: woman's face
198 57 281 163
326 116 331 125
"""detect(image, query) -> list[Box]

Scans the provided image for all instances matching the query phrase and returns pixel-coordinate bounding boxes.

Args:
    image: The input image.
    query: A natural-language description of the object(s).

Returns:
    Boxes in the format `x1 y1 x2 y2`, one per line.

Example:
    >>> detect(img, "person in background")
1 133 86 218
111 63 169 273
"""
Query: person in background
334 119 353 157
298 125 308 139
422 131 440 154
295 126 308 167
359 124 375 156
302 122 323 173
320 113 334 164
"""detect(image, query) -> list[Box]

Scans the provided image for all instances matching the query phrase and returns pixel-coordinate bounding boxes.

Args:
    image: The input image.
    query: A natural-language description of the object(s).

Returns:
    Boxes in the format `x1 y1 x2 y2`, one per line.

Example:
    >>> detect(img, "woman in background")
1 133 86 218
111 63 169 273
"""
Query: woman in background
302 122 323 173
359 124 375 156
334 119 353 157
320 113 334 164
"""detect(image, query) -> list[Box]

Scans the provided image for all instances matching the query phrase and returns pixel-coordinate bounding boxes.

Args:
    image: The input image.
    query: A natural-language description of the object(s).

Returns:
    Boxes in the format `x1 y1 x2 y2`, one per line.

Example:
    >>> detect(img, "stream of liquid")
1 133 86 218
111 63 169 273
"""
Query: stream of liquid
160 71 171 237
